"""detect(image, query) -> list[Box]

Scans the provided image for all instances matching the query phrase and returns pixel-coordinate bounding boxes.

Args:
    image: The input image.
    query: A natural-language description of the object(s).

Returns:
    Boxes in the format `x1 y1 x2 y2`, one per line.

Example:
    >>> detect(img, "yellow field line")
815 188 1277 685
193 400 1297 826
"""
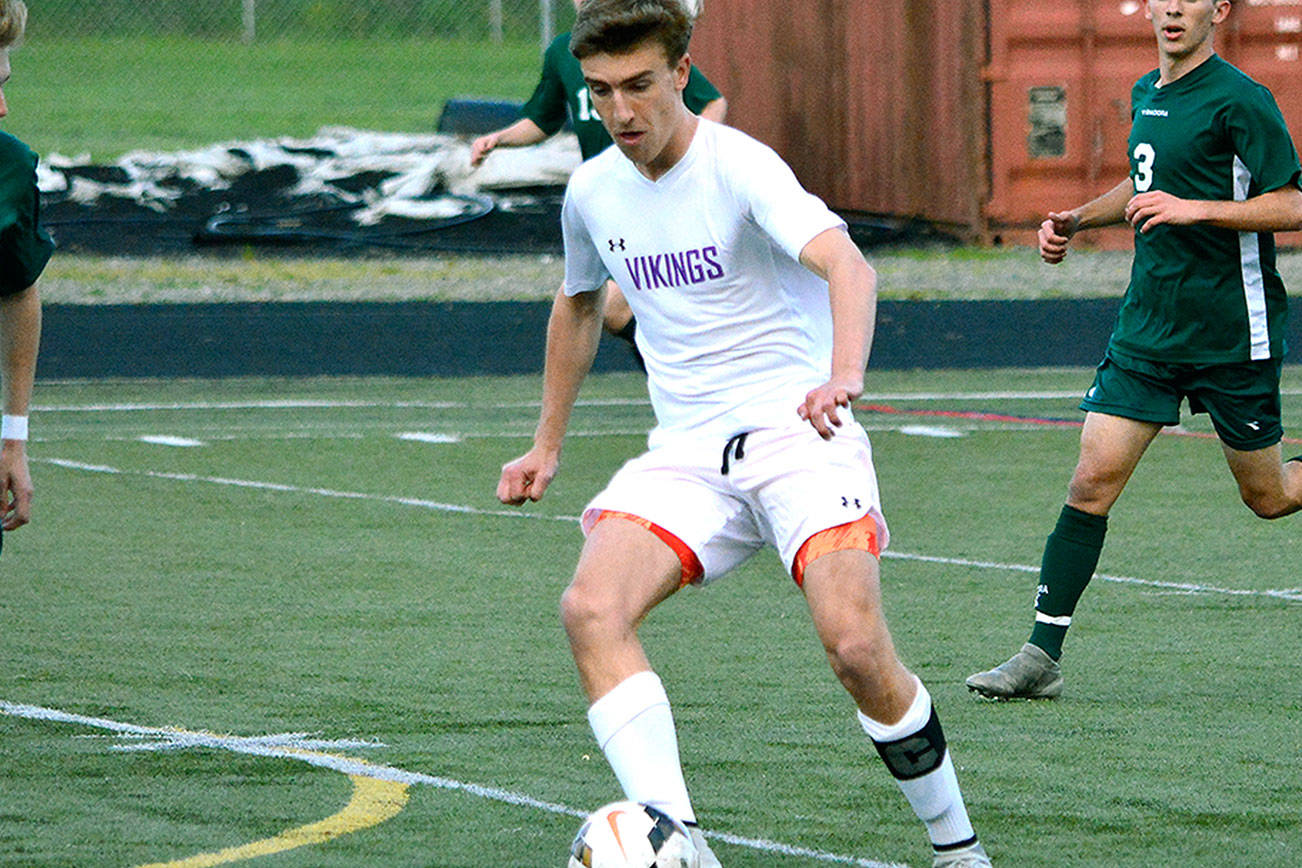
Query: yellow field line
136 769 409 868
2 700 910 868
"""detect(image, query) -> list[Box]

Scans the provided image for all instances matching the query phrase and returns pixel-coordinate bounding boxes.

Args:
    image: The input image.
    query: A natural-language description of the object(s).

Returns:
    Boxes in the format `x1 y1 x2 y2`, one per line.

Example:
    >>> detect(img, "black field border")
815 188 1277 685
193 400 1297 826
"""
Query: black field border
39 298 1302 378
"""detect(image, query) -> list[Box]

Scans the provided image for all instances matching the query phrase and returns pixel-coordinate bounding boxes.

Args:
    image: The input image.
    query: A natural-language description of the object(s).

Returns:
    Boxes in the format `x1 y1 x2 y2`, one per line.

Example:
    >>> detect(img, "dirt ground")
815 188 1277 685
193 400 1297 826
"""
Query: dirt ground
37 245 1302 305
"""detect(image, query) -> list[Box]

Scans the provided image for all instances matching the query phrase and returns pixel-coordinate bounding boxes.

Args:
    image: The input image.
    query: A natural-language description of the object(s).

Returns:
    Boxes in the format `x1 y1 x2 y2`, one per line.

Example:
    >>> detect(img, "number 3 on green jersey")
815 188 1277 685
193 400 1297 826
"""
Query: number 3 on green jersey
1132 142 1155 192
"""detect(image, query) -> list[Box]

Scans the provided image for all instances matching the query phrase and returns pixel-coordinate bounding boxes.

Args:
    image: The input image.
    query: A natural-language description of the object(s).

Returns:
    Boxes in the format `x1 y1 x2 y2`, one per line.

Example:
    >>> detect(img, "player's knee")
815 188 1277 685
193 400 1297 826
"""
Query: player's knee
1066 469 1124 513
559 582 603 637
559 580 630 639
1240 488 1296 520
823 630 892 685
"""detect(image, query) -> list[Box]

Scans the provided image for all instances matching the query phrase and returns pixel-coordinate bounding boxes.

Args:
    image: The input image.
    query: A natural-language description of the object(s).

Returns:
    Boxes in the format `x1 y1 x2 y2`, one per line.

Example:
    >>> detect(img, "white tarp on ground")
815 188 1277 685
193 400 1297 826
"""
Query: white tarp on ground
36 126 581 225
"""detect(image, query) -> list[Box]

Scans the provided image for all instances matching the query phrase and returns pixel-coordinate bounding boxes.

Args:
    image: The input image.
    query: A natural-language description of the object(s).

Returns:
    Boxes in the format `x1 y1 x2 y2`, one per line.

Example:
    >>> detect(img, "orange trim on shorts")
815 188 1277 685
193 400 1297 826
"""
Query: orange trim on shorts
791 514 881 587
590 509 705 587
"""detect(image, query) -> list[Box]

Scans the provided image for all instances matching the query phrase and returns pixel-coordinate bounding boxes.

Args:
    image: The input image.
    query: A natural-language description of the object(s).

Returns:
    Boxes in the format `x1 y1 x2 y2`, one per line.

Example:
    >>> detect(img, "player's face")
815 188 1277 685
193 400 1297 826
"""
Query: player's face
581 40 692 178
0 51 10 119
1145 0 1230 62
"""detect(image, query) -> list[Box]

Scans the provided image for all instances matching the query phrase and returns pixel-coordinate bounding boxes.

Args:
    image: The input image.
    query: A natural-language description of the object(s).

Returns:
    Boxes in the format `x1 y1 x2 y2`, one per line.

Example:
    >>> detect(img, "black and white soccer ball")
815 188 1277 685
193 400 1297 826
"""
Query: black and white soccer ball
568 801 700 868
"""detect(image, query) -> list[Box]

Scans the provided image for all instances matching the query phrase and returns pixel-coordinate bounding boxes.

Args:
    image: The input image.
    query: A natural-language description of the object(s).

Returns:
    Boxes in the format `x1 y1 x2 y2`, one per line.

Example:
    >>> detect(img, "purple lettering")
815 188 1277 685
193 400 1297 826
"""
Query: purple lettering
624 258 643 290
702 246 724 280
647 255 667 288
685 248 704 283
668 252 690 286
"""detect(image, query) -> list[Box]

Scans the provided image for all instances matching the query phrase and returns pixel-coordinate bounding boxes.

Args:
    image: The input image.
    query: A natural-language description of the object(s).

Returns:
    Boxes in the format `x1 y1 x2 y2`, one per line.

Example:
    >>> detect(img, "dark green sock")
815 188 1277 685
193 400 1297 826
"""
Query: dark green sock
1027 504 1108 660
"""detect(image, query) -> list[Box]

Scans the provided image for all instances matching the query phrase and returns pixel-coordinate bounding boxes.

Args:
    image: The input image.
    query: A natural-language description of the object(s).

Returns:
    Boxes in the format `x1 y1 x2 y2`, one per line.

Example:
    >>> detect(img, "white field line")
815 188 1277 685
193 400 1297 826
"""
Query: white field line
34 422 1046 446
396 432 461 444
41 458 575 524
30 398 653 413
106 427 656 441
0 700 909 868
882 551 1302 603
38 458 1302 603
138 435 206 448
29 386 1302 415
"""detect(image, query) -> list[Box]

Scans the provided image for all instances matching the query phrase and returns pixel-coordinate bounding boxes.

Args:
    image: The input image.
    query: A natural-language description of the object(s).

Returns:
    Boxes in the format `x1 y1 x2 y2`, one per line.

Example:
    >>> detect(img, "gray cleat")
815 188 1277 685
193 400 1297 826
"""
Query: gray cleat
933 840 992 867
966 643 1063 699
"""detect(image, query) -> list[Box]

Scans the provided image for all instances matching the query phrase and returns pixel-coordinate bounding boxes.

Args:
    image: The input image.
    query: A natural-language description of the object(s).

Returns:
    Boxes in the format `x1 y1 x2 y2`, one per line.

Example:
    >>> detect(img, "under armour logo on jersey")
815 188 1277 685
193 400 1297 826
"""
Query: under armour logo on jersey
1247 420 1262 431
608 238 626 252
841 496 862 509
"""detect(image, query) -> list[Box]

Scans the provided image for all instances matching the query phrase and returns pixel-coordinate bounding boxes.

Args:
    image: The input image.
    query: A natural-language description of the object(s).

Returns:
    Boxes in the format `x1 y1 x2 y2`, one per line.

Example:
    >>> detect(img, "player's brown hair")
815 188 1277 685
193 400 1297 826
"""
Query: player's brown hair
0 0 27 49
570 0 692 65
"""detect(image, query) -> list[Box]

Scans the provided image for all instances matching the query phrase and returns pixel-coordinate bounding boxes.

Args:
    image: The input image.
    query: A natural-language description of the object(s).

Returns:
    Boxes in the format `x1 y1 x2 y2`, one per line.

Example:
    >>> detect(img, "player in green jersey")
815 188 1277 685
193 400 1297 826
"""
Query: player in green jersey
469 0 726 348
967 0 1302 699
0 0 53 555
471 7 725 165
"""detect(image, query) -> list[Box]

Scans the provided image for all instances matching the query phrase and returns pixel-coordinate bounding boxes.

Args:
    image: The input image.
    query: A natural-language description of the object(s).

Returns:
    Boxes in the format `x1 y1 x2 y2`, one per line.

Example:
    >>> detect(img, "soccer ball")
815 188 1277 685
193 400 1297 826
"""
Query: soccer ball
567 801 700 868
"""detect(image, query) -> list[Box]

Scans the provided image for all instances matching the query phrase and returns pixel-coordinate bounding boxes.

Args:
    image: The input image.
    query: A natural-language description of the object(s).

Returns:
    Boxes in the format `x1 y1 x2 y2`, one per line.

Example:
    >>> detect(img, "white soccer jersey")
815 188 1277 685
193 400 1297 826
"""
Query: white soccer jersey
562 118 847 447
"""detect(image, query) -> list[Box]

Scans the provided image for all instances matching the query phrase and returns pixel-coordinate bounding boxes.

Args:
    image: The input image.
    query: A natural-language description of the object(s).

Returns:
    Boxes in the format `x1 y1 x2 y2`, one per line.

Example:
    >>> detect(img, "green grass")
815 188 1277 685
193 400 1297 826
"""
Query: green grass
3 36 542 160
2 369 1300 866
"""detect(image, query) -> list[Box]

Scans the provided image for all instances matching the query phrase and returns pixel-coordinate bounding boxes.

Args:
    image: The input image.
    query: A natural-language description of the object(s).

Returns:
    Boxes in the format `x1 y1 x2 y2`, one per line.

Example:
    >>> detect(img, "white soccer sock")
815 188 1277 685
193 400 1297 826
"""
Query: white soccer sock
858 677 976 849
587 670 696 824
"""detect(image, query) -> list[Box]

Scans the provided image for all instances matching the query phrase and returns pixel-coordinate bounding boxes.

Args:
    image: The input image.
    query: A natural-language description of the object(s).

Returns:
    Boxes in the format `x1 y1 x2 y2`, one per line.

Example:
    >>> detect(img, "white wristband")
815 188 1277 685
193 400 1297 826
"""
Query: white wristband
1 415 28 441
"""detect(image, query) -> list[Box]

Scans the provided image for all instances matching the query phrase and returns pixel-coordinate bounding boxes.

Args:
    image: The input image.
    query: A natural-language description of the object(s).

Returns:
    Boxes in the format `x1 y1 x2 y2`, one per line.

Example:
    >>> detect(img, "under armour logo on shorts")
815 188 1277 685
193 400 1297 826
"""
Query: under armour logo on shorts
608 238 626 252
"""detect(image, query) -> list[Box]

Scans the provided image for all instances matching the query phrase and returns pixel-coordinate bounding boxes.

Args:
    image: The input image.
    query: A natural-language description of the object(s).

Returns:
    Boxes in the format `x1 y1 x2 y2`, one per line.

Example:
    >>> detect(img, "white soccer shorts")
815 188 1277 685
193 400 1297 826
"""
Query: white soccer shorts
581 416 889 583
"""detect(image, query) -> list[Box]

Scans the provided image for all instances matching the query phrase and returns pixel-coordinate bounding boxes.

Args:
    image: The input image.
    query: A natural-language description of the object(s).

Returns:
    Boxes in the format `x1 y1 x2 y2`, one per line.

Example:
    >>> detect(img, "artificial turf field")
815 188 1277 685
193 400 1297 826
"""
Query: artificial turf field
1 368 1299 867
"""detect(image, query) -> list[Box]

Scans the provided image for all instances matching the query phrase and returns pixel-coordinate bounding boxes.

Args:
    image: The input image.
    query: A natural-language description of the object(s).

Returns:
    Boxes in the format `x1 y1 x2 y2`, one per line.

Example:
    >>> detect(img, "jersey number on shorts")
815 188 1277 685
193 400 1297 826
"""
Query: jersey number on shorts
1132 142 1155 192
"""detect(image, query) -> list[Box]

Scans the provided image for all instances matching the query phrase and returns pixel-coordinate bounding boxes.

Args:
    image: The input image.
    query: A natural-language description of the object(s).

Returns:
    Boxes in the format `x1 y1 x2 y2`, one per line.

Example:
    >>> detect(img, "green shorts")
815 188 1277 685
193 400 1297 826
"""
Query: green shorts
1080 349 1284 451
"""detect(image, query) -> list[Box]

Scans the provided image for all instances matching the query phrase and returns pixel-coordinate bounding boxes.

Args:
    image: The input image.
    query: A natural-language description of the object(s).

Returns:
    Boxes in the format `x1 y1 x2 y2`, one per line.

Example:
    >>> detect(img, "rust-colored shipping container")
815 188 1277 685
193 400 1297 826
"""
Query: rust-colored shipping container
985 0 1302 245
689 0 986 232
1219 0 1302 248
690 0 1302 246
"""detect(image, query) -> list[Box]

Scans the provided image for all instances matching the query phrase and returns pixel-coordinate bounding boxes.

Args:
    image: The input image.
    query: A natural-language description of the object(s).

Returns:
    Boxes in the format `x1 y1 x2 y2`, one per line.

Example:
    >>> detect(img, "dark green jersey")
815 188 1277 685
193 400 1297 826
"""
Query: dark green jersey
0 132 53 297
1114 54 1301 363
520 32 723 161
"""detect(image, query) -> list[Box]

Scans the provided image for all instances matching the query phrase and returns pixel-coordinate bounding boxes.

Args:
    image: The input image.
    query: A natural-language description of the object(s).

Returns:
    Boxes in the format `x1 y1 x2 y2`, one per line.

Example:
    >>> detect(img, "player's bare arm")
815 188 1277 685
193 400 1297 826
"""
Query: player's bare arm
0 438 30 530
497 286 605 505
797 227 876 440
1040 177 1134 264
1126 184 1302 234
0 283 39 530
470 118 549 168
697 96 727 123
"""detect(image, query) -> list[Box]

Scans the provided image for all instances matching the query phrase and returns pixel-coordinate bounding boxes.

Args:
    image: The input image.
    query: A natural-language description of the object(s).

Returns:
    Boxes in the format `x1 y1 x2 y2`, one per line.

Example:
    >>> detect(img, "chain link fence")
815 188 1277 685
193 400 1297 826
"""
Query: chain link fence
13 1 580 159
32 0 572 46
16 1 594 257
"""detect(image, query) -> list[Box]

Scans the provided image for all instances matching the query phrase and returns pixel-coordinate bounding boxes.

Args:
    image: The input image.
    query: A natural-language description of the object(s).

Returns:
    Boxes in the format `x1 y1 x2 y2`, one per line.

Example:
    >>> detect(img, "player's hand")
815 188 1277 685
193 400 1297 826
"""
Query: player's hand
1038 211 1079 264
1125 190 1200 233
0 441 33 531
470 133 499 168
497 446 560 505
798 376 862 441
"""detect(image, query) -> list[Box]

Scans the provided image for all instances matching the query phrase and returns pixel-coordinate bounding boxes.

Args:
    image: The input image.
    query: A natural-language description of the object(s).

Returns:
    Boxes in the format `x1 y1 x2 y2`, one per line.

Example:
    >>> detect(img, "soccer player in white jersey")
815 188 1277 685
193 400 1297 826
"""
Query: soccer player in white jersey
496 2 990 866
